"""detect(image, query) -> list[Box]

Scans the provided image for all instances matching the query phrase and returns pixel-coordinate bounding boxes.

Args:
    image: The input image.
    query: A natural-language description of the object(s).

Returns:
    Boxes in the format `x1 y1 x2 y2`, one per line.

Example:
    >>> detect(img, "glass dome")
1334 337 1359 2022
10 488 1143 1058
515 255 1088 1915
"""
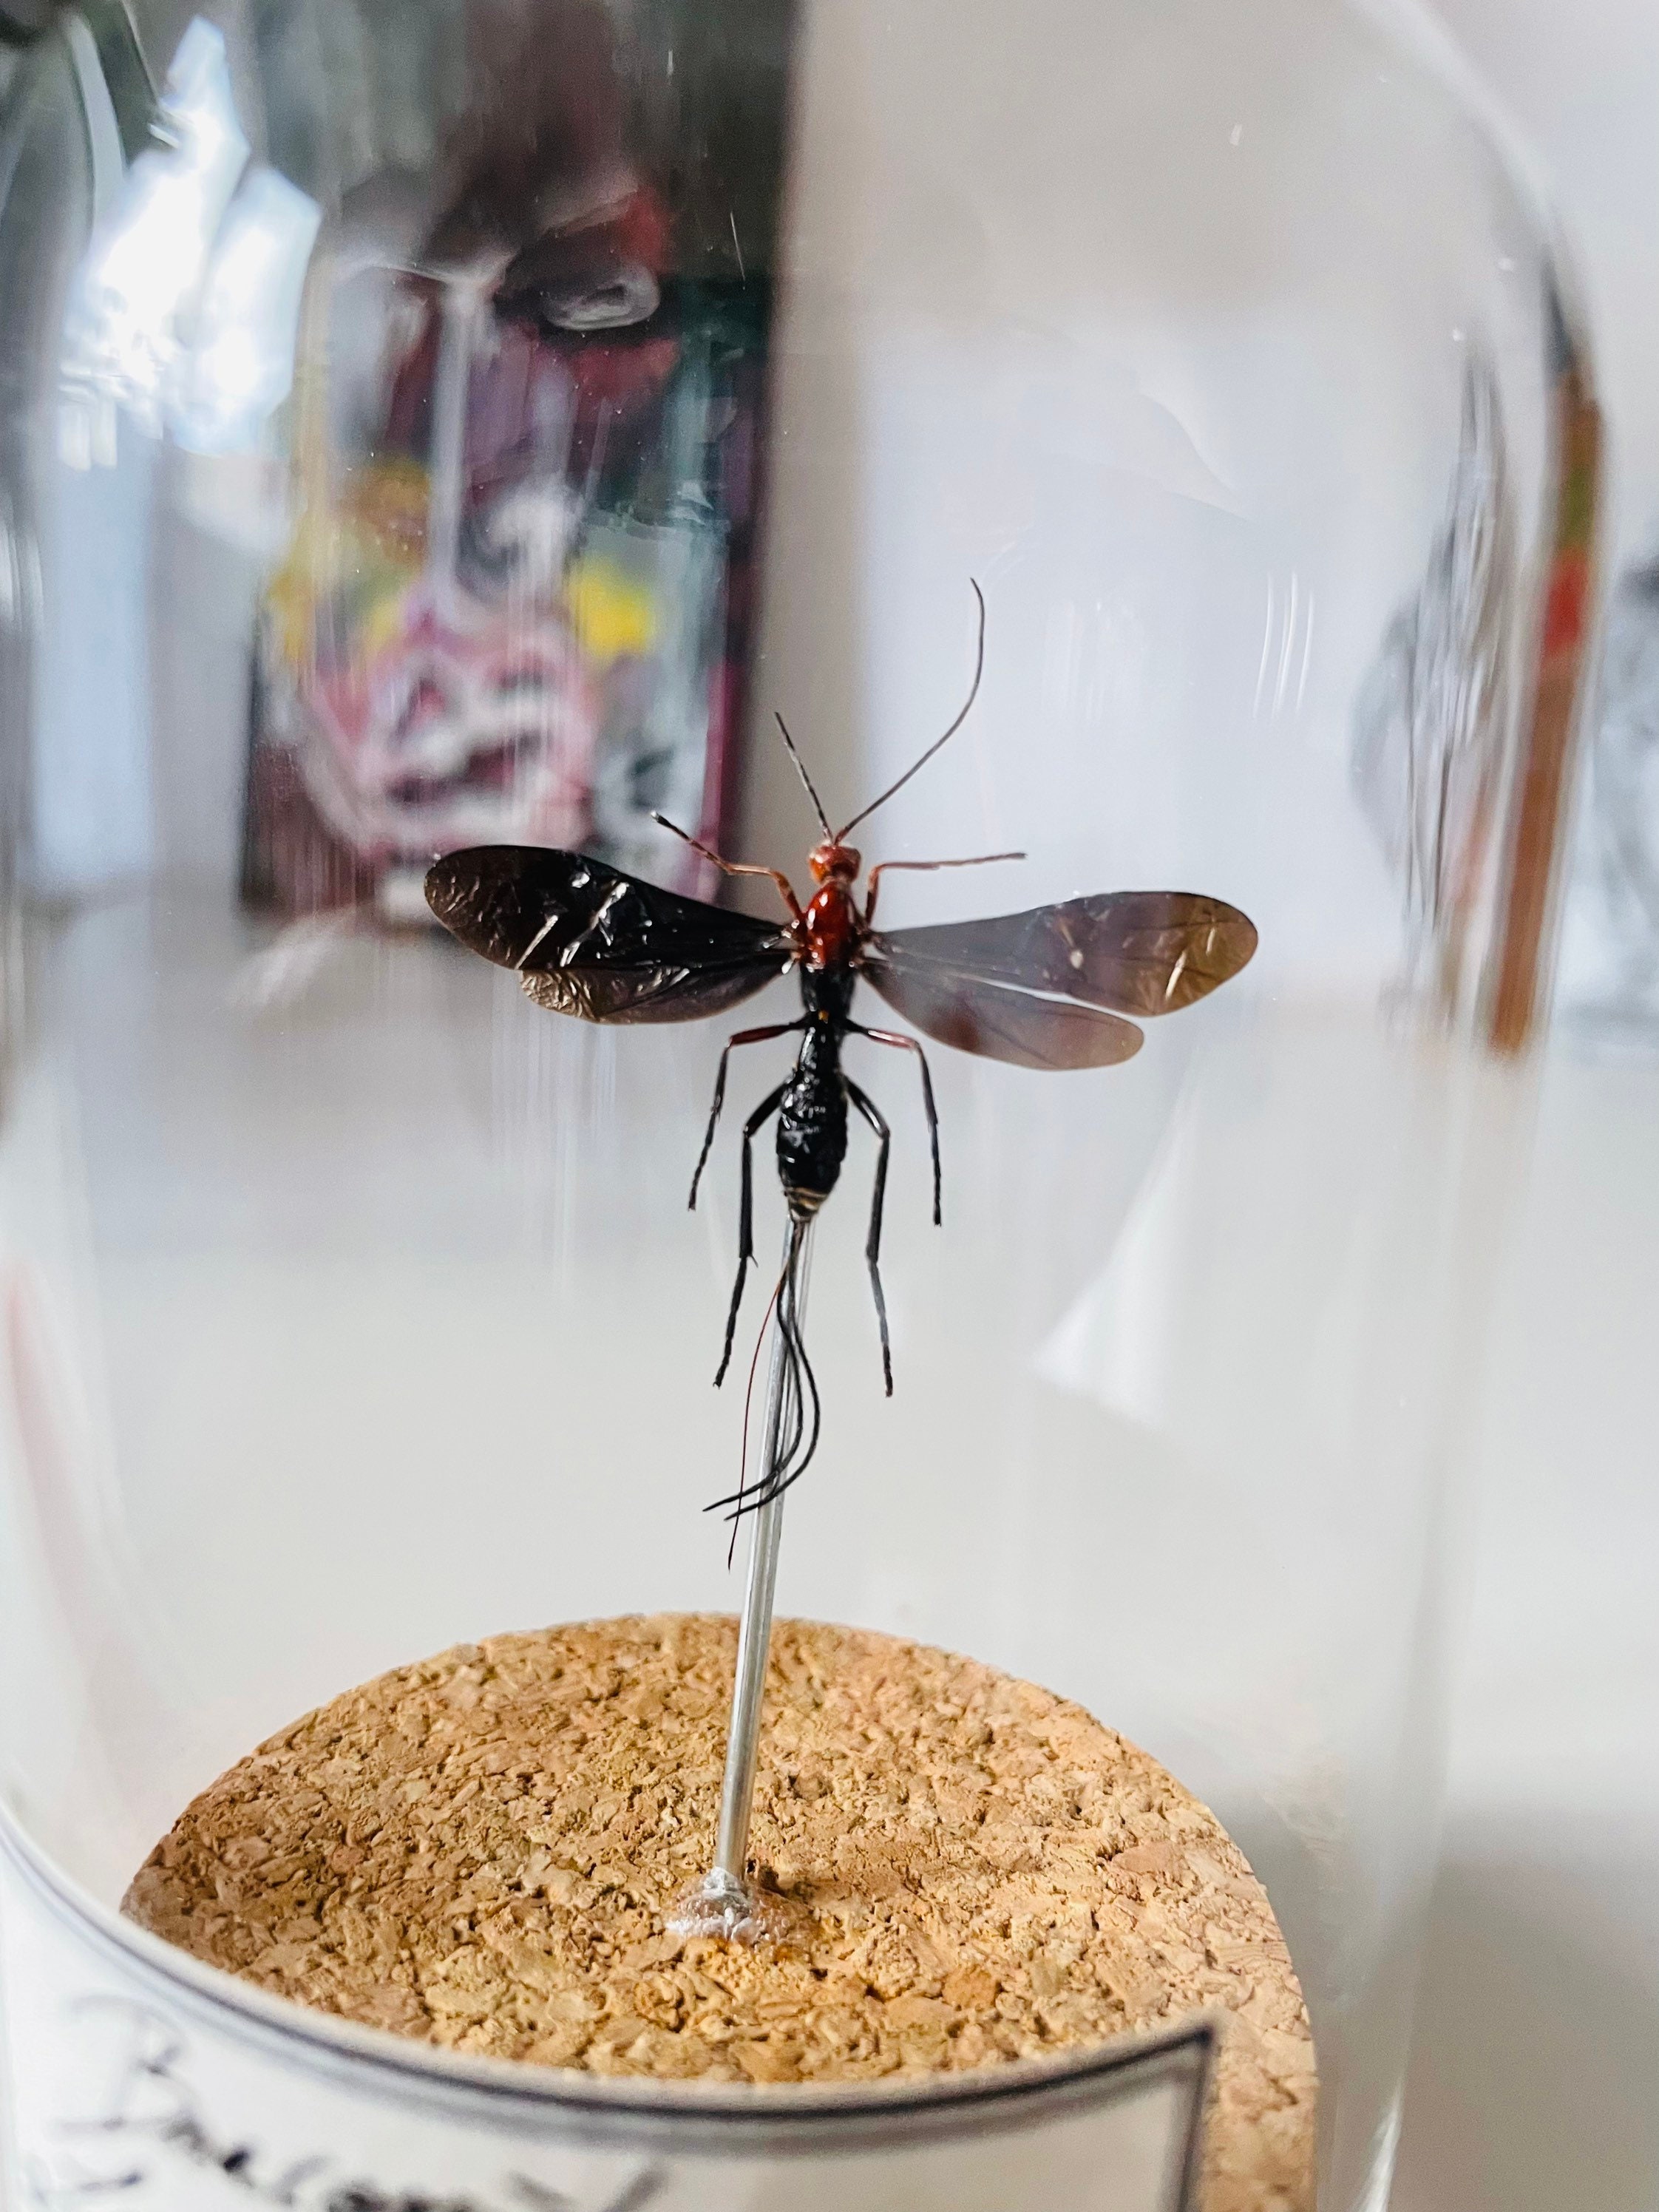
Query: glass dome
0 0 1597 2206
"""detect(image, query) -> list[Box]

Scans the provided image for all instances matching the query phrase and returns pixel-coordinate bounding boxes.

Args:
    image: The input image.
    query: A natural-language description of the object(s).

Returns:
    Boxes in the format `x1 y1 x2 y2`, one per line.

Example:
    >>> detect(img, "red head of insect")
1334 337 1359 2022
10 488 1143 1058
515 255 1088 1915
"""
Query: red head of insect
807 841 861 886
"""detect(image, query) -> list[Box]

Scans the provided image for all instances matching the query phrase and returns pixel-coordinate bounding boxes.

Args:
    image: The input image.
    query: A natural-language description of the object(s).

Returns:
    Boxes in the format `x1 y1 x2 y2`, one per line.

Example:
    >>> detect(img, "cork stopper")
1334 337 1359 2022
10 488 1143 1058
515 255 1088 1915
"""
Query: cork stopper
125 1615 1314 2211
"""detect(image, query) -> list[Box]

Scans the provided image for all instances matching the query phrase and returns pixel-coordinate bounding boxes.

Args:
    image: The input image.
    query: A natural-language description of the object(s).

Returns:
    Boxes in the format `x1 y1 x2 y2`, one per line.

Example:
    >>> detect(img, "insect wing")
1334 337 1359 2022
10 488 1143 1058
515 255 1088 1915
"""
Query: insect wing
872 892 1257 1019
863 948 1144 1071
425 845 792 1024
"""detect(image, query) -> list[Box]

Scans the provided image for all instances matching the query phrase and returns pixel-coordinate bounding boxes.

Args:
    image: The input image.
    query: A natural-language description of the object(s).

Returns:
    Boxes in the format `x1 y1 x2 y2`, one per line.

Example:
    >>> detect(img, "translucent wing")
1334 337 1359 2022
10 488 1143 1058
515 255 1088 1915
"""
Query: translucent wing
863 955 1144 1069
425 846 793 1024
863 889 1255 1071
872 892 1258 1017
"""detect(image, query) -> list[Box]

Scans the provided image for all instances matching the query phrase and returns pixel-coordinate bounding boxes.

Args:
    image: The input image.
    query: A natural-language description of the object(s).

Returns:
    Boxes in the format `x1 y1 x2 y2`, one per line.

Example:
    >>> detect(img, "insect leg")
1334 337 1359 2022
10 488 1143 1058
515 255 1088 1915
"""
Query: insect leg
689 1022 804 1210
848 1024 943 1226
715 1082 787 1387
844 1079 894 1396
651 814 805 922
862 851 1023 927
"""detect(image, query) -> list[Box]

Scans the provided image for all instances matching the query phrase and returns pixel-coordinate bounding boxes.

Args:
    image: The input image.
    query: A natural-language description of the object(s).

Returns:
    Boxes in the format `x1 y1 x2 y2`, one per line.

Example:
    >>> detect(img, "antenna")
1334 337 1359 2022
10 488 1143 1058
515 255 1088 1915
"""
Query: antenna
774 712 832 840
838 580 986 839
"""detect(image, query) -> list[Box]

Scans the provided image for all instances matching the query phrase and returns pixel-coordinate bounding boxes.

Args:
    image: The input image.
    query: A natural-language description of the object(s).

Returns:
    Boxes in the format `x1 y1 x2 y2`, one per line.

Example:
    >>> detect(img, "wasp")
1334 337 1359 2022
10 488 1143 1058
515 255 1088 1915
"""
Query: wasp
427 587 1256 1516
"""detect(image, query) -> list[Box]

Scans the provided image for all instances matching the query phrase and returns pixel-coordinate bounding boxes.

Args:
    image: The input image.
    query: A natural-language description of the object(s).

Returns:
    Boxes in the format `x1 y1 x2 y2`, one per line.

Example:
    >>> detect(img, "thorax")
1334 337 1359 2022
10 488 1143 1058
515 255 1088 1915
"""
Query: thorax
801 879 861 971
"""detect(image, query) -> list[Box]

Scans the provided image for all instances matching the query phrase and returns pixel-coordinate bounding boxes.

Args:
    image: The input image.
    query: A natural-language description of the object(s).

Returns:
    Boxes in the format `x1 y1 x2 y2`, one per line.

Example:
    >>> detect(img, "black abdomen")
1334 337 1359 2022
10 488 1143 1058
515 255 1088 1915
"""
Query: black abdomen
777 1039 847 1218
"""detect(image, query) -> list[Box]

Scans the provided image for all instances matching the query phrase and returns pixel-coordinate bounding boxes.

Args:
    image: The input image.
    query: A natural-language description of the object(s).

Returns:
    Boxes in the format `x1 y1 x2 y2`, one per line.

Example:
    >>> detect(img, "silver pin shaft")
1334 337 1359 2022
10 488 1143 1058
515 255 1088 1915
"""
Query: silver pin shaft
673 1221 812 1938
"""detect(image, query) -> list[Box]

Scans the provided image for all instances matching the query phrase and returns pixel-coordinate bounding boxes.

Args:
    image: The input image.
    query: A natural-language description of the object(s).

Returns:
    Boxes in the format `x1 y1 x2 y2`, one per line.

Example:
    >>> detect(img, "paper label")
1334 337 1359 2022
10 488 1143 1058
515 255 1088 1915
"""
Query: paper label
0 1816 1210 2212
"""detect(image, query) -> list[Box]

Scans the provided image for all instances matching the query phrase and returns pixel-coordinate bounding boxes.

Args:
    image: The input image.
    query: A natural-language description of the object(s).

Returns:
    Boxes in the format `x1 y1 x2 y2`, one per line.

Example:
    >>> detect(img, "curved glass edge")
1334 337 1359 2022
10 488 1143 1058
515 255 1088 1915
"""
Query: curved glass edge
0 1799 1215 2156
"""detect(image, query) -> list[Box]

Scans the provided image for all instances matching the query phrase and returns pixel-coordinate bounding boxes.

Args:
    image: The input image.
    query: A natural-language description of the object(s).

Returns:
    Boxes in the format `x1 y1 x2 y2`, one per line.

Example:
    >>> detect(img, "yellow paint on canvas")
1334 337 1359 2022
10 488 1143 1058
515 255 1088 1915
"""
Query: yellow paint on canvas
566 556 657 665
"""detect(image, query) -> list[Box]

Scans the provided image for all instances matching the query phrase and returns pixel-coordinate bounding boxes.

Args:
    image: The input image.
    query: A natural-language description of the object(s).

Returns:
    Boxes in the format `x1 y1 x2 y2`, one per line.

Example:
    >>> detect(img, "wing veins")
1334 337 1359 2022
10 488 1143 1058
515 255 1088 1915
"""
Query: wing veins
427 844 792 1026
870 890 1256 1019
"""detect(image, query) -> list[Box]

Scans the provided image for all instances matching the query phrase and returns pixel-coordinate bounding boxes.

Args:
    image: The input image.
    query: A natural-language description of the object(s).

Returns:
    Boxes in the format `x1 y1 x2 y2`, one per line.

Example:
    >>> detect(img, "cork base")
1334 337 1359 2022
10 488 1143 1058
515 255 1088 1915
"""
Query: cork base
125 1615 1315 2211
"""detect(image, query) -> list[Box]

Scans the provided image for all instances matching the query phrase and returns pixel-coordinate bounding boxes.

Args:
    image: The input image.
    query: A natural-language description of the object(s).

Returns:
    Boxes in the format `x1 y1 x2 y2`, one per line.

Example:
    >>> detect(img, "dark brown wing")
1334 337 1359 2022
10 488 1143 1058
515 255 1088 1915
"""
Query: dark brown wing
425 846 793 1024
872 891 1257 1018
862 889 1255 1071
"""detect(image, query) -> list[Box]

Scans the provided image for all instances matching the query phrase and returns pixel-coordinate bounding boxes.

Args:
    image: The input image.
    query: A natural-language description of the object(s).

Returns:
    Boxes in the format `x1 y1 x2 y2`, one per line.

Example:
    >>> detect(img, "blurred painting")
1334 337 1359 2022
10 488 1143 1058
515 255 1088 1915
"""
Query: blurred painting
241 0 800 923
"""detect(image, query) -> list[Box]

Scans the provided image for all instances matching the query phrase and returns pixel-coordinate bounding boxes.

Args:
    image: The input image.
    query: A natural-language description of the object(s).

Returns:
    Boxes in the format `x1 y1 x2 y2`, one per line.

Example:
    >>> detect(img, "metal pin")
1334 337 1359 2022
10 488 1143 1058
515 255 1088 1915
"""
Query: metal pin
671 1222 812 1941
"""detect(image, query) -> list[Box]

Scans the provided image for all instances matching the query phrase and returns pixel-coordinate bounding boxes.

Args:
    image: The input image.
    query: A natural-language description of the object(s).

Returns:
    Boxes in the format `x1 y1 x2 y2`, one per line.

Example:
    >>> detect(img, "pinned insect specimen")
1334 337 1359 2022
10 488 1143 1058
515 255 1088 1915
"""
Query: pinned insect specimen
426 584 1257 1933
425 586 1257 1520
